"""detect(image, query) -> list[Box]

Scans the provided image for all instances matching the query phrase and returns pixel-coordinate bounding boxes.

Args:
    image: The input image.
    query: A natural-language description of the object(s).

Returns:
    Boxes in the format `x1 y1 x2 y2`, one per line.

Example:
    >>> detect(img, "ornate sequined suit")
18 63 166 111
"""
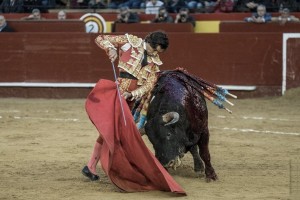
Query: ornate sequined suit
95 33 162 102
83 34 166 182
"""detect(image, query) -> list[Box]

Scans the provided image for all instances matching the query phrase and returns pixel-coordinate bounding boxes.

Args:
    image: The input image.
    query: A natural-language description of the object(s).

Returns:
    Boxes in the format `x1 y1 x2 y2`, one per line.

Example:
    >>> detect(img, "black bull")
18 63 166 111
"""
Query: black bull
144 70 218 181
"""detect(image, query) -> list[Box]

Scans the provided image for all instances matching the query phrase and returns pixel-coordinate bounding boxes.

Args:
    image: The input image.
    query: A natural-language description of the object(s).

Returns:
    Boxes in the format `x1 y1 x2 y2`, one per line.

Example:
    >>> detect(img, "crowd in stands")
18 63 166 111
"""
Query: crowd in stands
1 0 300 32
109 5 196 29
1 0 300 14
108 3 298 31
244 4 299 23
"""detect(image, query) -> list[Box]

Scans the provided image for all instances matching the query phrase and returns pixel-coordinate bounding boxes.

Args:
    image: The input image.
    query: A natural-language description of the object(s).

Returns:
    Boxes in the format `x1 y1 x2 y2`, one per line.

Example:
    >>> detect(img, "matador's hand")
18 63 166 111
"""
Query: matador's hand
108 48 117 62
122 92 133 100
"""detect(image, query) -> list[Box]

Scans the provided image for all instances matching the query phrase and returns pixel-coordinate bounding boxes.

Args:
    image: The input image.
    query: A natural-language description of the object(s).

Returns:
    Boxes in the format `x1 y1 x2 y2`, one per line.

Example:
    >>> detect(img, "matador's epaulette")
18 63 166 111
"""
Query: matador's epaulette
126 34 143 48
150 56 163 65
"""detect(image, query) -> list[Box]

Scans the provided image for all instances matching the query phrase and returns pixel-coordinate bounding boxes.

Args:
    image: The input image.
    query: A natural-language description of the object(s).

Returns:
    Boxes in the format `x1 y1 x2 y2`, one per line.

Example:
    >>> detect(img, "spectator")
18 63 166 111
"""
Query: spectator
244 4 272 23
174 7 196 27
23 0 45 13
118 0 143 9
202 0 219 13
276 0 298 12
88 0 106 9
111 6 140 31
166 0 186 13
152 6 173 23
107 0 126 9
235 0 265 12
57 10 66 20
214 0 235 13
0 15 14 32
41 0 55 10
186 0 204 12
70 0 89 8
21 8 45 20
145 0 164 14
55 0 66 8
262 0 279 12
115 6 140 23
0 0 24 13
271 8 300 25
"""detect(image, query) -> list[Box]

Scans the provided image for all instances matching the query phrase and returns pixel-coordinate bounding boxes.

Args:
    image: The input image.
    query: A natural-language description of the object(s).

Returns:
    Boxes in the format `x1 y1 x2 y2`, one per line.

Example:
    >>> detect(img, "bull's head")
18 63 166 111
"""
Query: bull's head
145 111 189 170
162 112 179 126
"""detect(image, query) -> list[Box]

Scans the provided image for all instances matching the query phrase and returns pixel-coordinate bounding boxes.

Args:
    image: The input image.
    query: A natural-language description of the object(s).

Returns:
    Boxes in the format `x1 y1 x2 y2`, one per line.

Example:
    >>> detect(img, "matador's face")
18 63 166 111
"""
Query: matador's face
145 42 164 57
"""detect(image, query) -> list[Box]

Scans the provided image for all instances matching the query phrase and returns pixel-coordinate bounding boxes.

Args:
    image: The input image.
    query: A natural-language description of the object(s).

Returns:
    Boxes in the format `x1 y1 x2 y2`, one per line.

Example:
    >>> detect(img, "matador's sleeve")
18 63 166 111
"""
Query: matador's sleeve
131 72 158 99
95 35 128 54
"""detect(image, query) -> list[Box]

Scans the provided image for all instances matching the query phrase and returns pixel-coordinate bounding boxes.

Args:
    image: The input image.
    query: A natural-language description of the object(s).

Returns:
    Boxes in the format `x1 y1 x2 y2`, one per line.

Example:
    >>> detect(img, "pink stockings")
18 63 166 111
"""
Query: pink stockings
87 136 103 175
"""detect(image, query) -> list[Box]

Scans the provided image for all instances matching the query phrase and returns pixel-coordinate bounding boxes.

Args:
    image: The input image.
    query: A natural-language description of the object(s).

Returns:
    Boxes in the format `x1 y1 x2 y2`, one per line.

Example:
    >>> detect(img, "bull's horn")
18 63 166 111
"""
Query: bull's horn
162 112 180 126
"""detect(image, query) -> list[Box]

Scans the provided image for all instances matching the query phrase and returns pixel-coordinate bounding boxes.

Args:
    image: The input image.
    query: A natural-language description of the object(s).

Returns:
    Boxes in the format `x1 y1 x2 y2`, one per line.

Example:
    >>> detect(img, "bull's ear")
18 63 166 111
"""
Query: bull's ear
162 112 180 126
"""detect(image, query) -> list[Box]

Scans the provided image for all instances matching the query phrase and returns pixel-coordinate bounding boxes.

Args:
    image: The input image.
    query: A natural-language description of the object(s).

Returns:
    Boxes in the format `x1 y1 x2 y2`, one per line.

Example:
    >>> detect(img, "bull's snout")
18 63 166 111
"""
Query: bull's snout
167 160 175 167
164 156 182 170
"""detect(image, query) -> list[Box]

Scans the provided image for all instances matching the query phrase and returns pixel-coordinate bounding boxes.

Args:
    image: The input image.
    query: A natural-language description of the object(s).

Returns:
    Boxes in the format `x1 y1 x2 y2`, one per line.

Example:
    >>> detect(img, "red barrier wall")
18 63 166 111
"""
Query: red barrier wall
114 23 194 33
6 20 85 32
287 38 300 89
220 21 300 33
1 32 292 98
0 33 111 82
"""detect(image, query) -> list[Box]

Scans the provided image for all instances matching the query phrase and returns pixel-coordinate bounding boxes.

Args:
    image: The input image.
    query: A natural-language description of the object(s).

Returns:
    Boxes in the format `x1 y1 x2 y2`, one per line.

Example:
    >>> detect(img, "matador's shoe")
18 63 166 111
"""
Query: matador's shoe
82 166 99 181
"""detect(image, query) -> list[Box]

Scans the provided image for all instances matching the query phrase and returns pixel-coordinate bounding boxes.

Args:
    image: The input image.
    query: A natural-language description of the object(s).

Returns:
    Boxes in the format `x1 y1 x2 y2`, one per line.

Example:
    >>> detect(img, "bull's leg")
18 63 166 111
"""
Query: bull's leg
189 145 204 176
198 128 218 182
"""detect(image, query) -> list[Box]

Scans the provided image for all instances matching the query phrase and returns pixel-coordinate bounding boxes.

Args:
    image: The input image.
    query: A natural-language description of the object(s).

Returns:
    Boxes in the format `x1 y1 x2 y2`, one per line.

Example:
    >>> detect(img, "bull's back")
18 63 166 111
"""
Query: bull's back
149 71 208 132
147 76 184 117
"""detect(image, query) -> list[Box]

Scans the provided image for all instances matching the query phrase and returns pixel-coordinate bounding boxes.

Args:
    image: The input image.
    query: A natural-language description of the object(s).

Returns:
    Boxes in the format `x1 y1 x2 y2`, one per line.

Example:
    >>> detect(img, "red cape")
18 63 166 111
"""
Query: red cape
85 79 186 195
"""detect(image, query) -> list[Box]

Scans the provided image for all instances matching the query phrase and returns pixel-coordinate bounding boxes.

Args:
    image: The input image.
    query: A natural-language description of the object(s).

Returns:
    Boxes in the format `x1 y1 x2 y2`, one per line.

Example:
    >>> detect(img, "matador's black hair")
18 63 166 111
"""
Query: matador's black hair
145 31 169 50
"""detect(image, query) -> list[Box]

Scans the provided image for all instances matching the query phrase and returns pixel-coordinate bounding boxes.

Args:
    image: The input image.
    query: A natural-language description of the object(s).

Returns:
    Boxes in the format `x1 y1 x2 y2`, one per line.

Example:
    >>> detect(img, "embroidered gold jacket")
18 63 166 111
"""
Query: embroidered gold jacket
95 33 163 99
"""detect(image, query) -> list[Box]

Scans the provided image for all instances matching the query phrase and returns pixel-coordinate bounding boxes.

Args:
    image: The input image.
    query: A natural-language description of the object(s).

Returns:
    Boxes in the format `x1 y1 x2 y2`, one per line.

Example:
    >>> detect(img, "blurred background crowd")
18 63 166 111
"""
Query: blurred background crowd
1 0 300 14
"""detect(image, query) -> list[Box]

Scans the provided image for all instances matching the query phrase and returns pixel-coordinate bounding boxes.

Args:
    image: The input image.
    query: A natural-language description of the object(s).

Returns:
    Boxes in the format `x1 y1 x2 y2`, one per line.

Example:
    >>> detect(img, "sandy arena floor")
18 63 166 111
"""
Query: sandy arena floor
0 88 300 200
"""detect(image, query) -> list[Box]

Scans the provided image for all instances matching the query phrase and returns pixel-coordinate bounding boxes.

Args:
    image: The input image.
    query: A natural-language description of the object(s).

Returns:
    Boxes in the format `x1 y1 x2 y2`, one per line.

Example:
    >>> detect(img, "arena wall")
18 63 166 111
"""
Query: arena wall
220 21 300 33
1 14 300 98
1 29 299 98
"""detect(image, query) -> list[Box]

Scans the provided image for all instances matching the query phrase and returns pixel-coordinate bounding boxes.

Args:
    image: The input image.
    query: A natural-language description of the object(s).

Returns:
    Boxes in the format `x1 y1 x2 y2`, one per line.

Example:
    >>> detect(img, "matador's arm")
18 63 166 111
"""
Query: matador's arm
131 72 158 99
95 35 128 54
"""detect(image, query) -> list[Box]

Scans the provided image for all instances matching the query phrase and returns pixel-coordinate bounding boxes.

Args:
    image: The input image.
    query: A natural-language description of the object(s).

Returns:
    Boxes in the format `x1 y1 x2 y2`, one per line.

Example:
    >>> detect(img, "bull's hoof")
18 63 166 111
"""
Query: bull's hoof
195 170 205 178
194 164 205 175
205 173 218 182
